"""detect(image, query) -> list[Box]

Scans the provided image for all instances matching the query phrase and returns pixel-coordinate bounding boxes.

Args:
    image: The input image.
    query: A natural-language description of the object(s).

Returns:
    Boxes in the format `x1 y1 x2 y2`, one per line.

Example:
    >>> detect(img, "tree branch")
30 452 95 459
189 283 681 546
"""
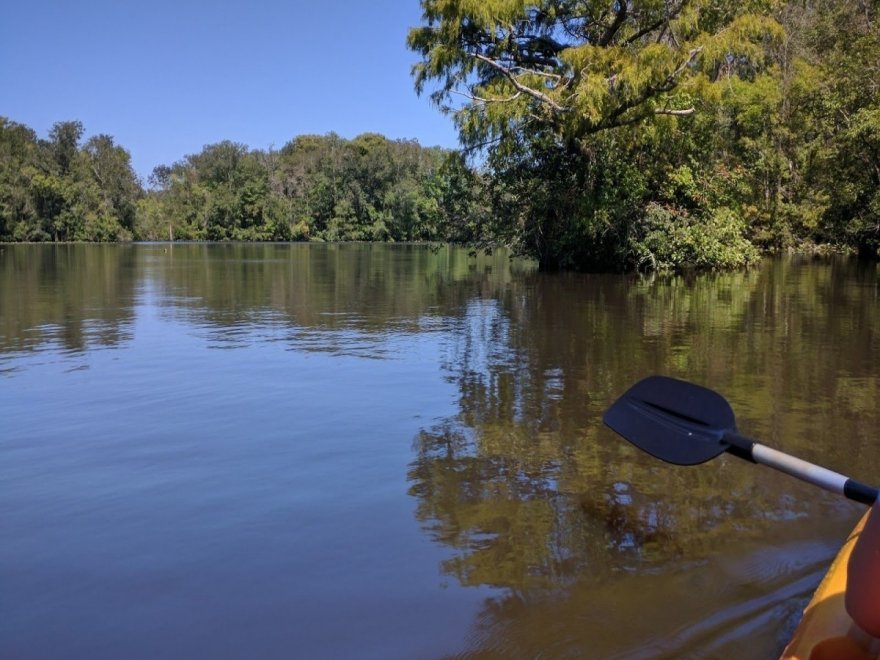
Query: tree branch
599 1 629 47
624 18 666 46
472 53 569 113
623 0 691 46
670 45 703 80
453 89 522 105
655 107 695 116
602 45 703 128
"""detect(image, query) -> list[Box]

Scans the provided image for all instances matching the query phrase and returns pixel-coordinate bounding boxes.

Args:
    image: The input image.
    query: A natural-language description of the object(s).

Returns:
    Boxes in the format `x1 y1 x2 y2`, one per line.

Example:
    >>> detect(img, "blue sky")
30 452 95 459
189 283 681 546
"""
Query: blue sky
0 0 459 180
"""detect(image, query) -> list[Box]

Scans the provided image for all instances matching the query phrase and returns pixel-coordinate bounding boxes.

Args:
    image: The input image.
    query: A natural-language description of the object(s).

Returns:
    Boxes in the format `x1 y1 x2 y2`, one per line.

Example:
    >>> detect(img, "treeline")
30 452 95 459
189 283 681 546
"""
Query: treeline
409 0 880 270
1 0 878 271
139 133 492 243
0 122 488 245
0 120 140 242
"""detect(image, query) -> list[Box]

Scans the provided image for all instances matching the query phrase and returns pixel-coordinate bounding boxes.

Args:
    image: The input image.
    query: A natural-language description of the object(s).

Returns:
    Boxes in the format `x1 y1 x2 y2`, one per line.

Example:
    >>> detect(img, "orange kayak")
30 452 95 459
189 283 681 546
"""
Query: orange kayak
781 512 880 660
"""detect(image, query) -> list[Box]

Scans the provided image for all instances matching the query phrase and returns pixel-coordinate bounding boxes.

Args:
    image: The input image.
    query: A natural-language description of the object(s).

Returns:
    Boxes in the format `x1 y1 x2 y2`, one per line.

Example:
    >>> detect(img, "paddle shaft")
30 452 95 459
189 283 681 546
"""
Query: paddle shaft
724 432 878 505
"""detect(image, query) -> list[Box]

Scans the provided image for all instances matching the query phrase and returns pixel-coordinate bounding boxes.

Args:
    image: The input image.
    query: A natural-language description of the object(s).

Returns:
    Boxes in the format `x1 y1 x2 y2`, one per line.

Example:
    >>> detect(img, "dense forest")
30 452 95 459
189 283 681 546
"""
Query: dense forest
0 0 877 272
409 0 879 270
0 122 488 246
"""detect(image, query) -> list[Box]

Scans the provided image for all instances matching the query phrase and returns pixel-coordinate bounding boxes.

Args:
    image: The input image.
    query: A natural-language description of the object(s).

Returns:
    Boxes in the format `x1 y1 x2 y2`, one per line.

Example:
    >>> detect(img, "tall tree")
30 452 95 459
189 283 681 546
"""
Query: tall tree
789 0 880 257
0 119 40 240
83 135 141 233
48 121 84 176
409 0 782 152
409 0 783 270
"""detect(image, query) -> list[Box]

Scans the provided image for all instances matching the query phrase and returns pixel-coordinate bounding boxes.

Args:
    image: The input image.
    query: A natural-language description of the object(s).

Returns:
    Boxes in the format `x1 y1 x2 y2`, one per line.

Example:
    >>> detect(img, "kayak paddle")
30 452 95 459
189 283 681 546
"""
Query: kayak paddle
603 375 878 506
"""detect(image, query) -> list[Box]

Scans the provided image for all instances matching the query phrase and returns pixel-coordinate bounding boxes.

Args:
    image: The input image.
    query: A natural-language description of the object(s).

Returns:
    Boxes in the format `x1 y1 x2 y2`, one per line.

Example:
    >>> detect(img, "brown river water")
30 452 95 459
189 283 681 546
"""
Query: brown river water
1 243 878 658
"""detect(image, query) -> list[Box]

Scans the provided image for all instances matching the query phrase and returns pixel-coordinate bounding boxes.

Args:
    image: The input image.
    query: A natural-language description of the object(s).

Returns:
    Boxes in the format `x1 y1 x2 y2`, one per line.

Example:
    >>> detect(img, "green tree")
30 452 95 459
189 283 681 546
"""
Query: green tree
270 133 460 242
432 152 492 245
83 134 141 236
136 140 295 241
0 118 41 240
48 120 84 176
786 0 880 257
409 0 781 151
409 0 783 271
0 119 140 242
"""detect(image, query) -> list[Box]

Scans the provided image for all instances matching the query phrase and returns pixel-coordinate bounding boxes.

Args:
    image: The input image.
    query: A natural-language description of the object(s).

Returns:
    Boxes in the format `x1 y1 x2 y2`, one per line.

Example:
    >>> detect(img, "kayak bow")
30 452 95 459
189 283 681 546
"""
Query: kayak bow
781 512 879 660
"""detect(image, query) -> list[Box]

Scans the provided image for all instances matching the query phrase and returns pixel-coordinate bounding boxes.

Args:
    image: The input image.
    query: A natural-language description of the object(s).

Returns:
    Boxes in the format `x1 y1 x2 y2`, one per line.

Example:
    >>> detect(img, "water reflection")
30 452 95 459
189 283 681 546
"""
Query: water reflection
0 245 137 356
148 243 528 332
0 243 534 362
408 256 880 656
1 245 878 657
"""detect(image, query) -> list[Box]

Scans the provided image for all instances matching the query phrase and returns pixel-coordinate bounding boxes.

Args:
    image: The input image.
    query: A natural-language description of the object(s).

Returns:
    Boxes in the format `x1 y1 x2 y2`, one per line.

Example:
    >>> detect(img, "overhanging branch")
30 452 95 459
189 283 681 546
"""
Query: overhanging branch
472 53 569 113
453 89 523 105
655 107 695 116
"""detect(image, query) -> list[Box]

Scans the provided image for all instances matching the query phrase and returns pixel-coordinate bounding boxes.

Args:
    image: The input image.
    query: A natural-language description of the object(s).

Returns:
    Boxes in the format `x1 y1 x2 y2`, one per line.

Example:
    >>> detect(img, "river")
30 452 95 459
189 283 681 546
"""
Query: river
1 243 878 658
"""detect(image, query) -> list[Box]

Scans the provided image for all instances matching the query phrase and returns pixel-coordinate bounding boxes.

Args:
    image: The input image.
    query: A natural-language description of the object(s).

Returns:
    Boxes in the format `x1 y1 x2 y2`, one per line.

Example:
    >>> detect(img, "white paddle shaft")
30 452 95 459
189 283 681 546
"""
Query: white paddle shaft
752 443 849 495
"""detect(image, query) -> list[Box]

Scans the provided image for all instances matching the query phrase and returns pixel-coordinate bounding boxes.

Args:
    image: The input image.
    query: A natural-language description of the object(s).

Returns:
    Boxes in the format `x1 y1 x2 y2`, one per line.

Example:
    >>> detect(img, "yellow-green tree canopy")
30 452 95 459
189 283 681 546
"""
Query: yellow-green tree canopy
408 0 783 149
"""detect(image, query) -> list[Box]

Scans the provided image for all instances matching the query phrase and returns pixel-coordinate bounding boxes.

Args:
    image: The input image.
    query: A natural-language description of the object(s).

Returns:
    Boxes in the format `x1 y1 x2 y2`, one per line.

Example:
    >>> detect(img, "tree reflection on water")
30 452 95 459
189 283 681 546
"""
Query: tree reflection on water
407 257 879 655
2 244 878 656
0 244 138 356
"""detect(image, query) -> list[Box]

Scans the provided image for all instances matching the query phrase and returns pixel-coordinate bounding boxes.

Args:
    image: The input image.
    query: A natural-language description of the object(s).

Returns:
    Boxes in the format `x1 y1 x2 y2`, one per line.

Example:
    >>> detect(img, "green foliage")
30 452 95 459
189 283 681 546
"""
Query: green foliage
4 0 879 273
409 0 880 271
162 132 482 244
409 0 782 149
636 204 759 271
786 0 880 257
132 132 474 243
1 123 483 247
0 118 140 242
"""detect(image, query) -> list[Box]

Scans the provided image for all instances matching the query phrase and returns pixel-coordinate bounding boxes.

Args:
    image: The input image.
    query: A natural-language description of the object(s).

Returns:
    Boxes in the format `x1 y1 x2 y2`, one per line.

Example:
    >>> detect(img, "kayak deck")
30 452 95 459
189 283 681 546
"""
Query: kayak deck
781 513 879 660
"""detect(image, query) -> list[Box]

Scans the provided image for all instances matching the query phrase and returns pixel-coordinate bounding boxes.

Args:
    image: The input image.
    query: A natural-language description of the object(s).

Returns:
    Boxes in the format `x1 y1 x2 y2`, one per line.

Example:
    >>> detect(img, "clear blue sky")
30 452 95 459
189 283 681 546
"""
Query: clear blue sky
0 0 459 180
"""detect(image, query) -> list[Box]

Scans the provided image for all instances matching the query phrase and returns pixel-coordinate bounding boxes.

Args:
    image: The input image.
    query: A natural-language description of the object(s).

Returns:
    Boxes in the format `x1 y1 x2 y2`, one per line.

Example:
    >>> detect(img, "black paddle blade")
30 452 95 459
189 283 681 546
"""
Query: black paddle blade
603 376 738 465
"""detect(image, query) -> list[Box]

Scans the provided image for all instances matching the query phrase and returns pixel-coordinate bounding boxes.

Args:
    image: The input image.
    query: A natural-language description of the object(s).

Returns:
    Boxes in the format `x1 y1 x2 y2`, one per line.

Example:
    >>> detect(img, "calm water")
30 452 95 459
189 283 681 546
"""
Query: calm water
2 244 878 659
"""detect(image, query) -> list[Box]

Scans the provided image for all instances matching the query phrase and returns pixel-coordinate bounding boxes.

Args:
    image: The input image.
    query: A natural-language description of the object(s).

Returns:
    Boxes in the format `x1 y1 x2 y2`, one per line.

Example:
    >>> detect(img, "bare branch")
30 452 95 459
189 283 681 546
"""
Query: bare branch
623 0 691 46
624 18 666 46
452 89 523 105
601 45 703 128
655 23 668 44
472 53 569 113
670 45 703 80
509 67 564 83
599 1 629 47
655 107 695 116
